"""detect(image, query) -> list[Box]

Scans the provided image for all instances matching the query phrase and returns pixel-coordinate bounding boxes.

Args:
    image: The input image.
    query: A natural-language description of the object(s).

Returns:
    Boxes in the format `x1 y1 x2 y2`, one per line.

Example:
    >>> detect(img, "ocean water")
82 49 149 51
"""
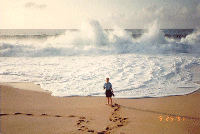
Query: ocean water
0 20 200 98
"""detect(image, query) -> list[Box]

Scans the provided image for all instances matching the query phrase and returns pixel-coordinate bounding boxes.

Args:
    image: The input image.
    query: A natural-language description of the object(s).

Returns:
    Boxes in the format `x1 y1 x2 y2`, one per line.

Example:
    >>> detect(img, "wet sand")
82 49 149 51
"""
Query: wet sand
1 82 199 134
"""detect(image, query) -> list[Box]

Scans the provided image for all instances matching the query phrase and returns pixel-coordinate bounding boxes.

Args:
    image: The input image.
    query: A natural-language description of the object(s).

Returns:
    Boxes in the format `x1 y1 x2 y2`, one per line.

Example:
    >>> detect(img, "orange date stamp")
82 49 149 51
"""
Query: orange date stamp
159 116 185 121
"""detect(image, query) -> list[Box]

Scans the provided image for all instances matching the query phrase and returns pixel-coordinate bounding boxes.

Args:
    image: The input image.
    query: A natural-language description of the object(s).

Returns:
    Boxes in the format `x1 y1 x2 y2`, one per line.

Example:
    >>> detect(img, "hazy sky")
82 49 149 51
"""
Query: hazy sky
1 0 200 29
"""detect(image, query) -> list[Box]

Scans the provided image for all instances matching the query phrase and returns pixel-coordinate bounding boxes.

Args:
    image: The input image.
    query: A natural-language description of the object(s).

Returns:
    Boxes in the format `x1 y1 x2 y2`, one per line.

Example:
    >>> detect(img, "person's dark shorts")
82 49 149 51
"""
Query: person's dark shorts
106 90 113 97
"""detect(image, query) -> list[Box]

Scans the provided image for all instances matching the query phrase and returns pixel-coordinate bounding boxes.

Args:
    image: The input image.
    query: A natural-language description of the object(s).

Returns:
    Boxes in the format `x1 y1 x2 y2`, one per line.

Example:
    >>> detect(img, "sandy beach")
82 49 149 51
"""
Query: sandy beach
1 0 200 133
0 81 199 134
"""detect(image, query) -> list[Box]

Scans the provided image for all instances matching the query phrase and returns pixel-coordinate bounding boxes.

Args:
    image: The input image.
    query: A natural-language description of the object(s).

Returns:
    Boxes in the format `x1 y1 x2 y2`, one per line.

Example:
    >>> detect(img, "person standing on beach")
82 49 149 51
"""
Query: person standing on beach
103 78 114 105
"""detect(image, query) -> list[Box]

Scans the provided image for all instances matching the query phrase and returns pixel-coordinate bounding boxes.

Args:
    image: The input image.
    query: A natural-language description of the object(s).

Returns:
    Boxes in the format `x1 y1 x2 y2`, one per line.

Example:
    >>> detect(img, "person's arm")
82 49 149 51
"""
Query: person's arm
103 83 106 90
110 83 113 92
111 88 113 92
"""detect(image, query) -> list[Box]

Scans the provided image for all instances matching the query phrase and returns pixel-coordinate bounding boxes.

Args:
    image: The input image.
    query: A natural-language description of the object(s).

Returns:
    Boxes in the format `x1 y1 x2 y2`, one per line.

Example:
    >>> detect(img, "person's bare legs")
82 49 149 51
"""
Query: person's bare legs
110 97 112 105
107 97 109 105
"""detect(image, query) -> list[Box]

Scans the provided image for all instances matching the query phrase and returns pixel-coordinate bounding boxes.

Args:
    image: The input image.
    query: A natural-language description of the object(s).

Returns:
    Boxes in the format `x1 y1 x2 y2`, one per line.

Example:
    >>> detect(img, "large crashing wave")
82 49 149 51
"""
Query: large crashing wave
0 20 199 57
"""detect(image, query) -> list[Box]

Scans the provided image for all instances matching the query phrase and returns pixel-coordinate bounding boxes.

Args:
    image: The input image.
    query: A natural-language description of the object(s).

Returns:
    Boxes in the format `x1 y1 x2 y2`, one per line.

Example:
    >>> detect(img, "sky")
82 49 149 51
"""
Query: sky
1 0 200 29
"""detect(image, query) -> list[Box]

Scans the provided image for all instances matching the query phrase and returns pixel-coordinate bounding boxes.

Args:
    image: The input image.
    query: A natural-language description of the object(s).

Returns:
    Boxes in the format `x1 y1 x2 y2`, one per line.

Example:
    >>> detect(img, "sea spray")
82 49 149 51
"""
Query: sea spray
136 20 167 45
0 20 199 57
180 29 200 53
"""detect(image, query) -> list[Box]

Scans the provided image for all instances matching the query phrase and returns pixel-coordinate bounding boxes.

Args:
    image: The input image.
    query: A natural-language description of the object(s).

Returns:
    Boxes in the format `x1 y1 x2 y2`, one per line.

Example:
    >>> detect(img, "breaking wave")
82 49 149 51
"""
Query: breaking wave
0 20 199 57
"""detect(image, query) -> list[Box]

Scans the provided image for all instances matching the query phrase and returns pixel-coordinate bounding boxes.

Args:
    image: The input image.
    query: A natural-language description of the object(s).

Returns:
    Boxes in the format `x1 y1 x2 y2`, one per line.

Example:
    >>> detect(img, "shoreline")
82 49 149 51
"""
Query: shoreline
0 82 52 93
1 82 199 99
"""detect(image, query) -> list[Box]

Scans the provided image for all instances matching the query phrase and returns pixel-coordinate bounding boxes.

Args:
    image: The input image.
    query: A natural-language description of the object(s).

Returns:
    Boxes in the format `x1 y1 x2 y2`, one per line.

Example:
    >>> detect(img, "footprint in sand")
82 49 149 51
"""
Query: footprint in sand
13 112 22 115
78 119 85 123
87 129 94 132
97 131 106 134
41 114 48 116
79 116 86 119
76 117 94 132
26 114 33 116
106 103 129 133
0 113 7 116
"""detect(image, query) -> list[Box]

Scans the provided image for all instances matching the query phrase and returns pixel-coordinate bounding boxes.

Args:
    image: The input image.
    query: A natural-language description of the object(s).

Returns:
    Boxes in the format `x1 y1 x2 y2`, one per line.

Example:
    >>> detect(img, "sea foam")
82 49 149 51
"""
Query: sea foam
0 20 199 98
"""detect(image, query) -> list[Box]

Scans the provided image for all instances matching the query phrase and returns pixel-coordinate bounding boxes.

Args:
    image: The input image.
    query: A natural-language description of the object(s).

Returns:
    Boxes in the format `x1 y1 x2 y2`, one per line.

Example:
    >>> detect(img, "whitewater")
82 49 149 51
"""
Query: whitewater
0 20 200 98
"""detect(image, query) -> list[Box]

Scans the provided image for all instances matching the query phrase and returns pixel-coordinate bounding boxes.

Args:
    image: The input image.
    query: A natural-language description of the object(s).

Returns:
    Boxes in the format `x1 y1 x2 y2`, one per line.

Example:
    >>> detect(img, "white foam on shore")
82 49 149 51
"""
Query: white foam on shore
0 54 199 98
